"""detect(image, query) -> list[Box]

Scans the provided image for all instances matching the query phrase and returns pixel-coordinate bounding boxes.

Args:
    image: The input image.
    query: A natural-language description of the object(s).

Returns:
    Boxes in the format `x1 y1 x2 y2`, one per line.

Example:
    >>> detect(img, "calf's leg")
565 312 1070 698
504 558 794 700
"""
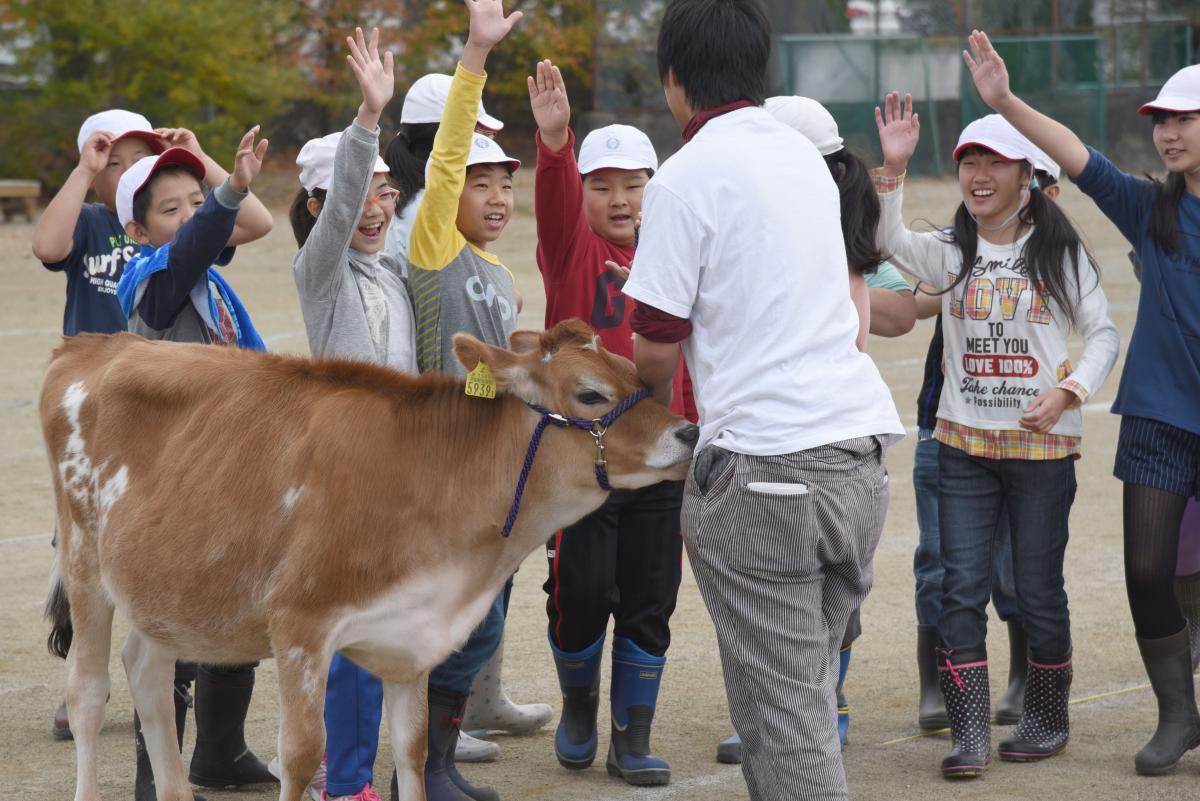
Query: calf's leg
66 580 114 801
273 643 330 801
384 679 428 801
122 631 192 801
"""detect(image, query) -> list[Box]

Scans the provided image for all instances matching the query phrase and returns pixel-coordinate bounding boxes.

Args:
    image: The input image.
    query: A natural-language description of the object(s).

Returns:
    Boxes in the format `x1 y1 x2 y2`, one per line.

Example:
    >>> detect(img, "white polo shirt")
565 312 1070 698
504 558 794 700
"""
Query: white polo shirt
623 107 903 455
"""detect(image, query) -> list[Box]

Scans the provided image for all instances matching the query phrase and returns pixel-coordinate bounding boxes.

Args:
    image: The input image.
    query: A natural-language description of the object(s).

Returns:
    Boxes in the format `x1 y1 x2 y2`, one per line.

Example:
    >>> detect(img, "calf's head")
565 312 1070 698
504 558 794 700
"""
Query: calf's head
453 319 698 488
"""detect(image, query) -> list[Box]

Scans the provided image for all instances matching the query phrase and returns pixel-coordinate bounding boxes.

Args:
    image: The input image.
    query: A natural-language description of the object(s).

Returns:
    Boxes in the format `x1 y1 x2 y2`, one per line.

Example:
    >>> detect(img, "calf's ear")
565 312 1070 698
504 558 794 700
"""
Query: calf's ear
452 334 537 398
508 329 547 355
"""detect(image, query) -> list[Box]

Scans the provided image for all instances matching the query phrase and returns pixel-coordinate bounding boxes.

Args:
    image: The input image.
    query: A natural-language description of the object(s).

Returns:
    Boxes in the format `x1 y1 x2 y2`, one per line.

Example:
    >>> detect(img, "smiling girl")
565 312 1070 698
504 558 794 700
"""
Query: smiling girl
963 32 1200 778
874 96 1119 780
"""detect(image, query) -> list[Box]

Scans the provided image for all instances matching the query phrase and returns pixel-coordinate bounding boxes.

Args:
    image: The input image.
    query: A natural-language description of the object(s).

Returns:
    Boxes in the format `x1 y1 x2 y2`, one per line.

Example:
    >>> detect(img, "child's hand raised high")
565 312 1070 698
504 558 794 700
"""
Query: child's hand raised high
463 0 523 74
963 31 1013 112
348 26 394 131
874 91 920 178
229 126 269 193
528 60 571 151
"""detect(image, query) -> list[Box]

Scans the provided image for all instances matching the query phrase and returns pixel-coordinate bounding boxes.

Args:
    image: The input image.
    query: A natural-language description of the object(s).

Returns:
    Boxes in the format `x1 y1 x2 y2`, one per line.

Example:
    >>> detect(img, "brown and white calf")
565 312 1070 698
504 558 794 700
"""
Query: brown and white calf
40 320 696 801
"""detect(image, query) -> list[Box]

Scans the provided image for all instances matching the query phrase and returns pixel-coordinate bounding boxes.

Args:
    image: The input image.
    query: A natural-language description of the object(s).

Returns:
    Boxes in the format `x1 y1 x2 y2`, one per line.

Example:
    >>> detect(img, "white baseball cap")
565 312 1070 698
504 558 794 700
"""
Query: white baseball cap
296 132 390 194
77 109 164 154
764 95 845 156
953 114 1038 164
467 133 520 172
1027 142 1061 182
116 148 207 228
401 73 504 131
577 125 657 175
1138 64 1200 116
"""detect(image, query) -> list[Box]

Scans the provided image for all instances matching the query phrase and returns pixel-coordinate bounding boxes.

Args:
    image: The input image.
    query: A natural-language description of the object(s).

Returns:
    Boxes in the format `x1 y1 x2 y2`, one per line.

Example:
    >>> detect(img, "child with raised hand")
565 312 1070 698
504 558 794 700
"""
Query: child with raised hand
527 56 687 786
963 31 1200 776
404 3 524 800
288 26 415 801
875 95 1119 779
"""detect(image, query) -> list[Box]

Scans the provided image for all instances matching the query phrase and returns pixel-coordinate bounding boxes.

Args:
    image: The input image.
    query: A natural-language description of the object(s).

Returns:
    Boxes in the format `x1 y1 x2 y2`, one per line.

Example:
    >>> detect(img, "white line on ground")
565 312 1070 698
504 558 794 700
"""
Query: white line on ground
589 767 741 801
0 532 52 546
0 326 58 338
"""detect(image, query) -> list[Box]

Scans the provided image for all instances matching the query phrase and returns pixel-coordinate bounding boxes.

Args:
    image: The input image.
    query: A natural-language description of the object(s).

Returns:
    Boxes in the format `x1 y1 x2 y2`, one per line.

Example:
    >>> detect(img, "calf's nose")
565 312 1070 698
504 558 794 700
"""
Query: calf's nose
675 423 700 447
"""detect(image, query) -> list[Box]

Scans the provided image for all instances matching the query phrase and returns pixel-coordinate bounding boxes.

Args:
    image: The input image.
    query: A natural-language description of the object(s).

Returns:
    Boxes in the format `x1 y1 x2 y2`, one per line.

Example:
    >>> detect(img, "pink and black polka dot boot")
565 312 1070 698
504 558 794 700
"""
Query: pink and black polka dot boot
937 644 991 780
999 658 1072 761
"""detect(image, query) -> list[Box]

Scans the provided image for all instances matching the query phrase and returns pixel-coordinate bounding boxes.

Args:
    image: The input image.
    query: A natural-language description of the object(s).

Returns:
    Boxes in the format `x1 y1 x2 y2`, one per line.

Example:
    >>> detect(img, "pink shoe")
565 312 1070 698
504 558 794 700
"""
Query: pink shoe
324 784 381 801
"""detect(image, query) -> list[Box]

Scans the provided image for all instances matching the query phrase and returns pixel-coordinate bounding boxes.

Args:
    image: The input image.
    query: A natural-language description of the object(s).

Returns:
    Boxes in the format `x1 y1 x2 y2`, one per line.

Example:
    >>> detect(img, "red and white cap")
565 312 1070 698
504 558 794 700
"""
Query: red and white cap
77 109 164 155
764 95 845 156
1027 142 1061 182
953 114 1038 164
401 73 504 132
578 125 658 175
1138 65 1200 116
466 133 520 172
296 132 389 194
115 148 206 227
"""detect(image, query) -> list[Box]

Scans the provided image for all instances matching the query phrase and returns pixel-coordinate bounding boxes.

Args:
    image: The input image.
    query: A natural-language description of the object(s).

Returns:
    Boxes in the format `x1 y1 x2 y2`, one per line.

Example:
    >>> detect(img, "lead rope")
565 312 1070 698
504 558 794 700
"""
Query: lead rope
501 388 651 538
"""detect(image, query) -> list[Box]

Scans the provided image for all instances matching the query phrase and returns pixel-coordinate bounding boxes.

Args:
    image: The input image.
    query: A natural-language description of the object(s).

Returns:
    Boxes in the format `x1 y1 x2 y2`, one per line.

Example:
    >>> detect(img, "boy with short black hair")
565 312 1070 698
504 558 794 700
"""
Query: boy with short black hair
622 2 903 800
527 56 690 786
118 128 268 347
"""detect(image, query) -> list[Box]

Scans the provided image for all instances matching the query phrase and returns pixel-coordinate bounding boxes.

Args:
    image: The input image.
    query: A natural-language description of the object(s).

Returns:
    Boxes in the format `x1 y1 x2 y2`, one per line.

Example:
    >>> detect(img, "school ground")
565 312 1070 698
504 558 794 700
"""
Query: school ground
0 176 1193 801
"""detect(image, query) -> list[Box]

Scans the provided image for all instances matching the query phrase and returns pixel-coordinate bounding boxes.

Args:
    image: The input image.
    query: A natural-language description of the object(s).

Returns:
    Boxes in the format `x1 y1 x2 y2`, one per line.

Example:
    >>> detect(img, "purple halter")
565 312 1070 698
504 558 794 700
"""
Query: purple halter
501 388 652 538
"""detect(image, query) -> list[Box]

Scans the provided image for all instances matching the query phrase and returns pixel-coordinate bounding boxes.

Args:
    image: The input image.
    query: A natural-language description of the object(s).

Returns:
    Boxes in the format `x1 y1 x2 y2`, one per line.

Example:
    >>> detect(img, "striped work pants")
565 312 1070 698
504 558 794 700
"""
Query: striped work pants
683 437 889 801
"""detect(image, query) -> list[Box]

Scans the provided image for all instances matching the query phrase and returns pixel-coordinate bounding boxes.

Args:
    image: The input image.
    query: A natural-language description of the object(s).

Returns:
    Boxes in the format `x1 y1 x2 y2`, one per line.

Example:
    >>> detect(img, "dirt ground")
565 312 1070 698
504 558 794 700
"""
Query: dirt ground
1 177 1195 801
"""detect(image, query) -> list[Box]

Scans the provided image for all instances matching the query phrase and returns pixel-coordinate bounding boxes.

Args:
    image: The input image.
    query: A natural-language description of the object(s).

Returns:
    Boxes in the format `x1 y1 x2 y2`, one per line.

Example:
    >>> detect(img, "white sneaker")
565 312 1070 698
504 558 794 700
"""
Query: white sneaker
455 731 500 763
266 754 326 800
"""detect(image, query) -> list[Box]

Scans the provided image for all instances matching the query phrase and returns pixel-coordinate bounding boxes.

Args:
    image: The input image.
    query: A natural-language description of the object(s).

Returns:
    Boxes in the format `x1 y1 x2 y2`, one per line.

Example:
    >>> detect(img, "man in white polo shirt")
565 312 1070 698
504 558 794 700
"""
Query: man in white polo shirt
622 1 904 799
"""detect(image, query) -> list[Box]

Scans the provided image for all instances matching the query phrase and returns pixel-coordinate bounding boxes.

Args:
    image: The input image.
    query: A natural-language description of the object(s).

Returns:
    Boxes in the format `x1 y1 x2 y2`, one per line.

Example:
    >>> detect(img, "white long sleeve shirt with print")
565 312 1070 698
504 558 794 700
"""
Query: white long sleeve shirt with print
877 186 1119 437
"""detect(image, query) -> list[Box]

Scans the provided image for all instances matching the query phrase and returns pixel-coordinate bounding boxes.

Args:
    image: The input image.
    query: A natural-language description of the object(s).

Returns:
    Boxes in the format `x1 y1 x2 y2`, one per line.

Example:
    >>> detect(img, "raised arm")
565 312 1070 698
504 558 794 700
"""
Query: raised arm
154 127 274 246
294 27 393 301
409 0 522 270
529 59 589 280
33 132 113 265
873 92 955 286
963 30 1089 179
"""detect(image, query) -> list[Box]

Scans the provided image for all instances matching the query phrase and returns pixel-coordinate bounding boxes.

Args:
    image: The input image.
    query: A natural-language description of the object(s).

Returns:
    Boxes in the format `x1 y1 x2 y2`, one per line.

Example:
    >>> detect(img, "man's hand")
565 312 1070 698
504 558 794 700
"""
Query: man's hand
528 59 570 151
347 26 394 129
874 91 920 179
229 126 269 193
77 131 114 176
1019 387 1075 434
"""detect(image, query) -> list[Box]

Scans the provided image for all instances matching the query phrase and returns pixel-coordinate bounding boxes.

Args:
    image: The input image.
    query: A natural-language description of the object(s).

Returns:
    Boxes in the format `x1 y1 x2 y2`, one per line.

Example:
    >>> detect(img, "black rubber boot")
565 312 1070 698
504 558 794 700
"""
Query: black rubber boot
917 625 948 730
1134 626 1200 775
938 644 991 780
999 657 1072 761
994 620 1029 725
187 663 277 789
1175 573 1200 672
424 685 497 801
135 665 206 801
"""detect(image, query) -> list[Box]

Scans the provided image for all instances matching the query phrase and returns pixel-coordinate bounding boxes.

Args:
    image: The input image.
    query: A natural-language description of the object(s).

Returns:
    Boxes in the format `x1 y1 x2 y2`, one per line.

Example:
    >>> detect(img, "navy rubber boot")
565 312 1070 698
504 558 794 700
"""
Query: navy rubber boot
605 637 670 786
550 632 605 770
836 645 852 747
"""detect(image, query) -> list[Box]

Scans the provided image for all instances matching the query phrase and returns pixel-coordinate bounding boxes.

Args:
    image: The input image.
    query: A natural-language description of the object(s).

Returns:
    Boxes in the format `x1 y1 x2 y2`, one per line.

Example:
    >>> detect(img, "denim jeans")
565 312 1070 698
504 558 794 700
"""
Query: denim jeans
936 444 1076 661
429 580 509 693
912 429 1018 626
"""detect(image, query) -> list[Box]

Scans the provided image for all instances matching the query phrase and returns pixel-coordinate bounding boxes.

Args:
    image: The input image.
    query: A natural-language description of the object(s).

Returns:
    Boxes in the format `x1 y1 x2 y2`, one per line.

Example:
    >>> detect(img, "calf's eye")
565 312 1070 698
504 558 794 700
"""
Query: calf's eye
577 390 608 405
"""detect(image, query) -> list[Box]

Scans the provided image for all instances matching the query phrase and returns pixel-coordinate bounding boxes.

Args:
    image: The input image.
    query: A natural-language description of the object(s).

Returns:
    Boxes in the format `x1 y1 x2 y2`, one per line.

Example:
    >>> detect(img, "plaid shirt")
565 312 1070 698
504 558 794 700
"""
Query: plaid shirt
935 379 1088 460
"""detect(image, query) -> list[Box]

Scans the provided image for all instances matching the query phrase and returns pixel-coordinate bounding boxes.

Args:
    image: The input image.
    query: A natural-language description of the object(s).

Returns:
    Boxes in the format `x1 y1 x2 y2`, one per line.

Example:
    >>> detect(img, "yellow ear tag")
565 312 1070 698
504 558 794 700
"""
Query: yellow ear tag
465 361 497 399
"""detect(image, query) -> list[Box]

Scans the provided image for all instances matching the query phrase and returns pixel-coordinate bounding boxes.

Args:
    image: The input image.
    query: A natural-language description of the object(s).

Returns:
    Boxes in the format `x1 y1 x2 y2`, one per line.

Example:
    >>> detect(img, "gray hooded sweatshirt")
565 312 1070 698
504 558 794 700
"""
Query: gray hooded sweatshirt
293 122 417 371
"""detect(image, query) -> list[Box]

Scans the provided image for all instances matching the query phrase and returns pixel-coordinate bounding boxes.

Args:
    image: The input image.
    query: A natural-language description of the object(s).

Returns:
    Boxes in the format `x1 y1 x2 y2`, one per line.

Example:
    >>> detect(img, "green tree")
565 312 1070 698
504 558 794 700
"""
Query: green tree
0 0 302 189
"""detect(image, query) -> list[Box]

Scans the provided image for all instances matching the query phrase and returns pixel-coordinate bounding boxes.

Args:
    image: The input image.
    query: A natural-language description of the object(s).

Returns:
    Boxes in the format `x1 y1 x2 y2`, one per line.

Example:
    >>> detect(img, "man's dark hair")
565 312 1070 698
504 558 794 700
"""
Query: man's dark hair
657 0 771 111
131 166 204 227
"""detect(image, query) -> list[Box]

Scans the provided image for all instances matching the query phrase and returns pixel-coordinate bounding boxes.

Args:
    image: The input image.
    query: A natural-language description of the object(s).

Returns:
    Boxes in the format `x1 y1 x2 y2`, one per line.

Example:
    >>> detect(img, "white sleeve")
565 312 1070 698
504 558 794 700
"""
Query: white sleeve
624 182 709 319
876 186 957 288
1061 245 1120 400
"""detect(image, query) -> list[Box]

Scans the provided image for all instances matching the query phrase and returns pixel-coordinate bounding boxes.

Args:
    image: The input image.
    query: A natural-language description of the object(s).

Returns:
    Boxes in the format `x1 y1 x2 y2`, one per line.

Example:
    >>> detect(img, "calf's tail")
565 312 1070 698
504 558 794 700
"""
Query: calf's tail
45 538 73 659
